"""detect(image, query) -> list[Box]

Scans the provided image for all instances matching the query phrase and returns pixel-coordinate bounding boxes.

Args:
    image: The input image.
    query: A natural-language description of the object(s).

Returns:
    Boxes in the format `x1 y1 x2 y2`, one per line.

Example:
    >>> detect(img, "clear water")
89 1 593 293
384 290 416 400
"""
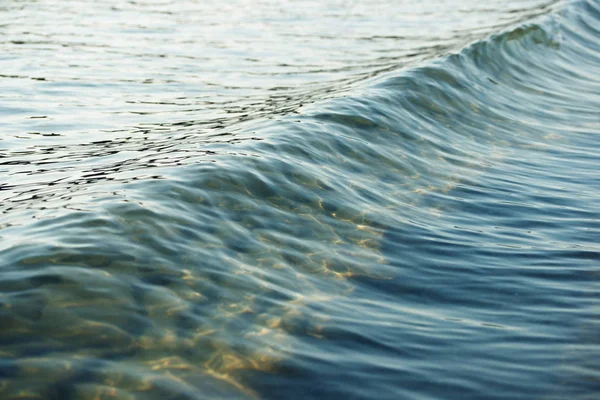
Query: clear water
1 0 599 398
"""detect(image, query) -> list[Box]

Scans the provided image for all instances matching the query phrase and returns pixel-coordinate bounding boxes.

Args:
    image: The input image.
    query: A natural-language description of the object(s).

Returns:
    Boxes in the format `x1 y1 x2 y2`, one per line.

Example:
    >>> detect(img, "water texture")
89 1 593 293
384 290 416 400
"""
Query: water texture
1 0 599 398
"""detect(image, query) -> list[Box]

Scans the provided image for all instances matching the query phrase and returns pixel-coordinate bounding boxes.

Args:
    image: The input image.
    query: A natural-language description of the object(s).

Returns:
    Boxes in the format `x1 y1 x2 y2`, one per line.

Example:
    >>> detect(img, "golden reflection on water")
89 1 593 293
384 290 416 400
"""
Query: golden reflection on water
0 203 394 399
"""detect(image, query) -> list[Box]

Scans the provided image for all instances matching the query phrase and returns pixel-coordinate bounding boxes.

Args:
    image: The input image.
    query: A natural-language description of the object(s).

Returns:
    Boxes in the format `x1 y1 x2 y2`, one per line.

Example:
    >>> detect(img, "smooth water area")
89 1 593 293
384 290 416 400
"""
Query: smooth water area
1 0 599 398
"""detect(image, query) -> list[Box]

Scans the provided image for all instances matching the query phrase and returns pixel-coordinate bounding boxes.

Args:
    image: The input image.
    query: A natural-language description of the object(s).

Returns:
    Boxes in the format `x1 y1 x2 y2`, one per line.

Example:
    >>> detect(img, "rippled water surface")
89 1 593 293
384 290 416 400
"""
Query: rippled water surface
1 0 599 398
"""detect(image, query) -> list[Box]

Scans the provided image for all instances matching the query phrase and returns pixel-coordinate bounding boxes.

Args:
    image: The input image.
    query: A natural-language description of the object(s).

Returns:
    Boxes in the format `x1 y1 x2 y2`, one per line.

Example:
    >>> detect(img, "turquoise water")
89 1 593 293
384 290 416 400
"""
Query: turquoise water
1 0 599 398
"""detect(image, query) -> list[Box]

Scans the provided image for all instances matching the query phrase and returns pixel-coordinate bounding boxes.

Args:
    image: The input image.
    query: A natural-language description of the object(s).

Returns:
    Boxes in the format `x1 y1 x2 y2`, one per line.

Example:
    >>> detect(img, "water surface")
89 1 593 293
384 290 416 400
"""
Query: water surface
1 0 599 399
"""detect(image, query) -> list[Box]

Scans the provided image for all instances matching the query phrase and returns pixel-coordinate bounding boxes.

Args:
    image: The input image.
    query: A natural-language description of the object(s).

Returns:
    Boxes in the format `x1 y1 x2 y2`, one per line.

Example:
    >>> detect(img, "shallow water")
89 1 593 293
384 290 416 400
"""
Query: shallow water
1 0 599 398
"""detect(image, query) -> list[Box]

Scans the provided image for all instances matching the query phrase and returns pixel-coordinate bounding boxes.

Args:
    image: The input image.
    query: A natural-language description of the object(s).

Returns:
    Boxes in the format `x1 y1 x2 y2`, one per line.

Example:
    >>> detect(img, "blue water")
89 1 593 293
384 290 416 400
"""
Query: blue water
1 0 599 399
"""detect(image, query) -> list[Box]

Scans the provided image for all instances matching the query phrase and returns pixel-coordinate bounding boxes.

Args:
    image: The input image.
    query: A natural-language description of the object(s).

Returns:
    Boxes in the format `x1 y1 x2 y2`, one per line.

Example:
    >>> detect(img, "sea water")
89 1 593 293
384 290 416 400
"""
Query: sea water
0 0 599 398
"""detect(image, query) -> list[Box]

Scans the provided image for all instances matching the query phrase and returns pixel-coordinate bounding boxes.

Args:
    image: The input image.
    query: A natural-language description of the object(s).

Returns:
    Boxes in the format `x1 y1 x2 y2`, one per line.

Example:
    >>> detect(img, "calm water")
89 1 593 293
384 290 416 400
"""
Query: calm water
1 0 599 398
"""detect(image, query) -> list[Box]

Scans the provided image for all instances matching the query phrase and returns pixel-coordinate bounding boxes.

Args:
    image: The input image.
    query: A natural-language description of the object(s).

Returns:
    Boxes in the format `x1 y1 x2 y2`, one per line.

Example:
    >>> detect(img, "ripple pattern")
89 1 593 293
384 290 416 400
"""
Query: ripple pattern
1 0 599 399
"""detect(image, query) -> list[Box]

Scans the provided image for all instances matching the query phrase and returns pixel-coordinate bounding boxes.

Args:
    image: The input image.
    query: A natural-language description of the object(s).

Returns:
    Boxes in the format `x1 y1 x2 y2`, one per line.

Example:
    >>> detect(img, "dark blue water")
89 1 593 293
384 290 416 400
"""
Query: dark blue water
1 0 599 399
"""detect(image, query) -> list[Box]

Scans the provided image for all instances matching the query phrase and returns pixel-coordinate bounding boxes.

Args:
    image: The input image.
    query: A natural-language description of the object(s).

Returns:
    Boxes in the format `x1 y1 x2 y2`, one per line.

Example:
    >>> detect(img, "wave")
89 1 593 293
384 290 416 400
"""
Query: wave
1 0 599 398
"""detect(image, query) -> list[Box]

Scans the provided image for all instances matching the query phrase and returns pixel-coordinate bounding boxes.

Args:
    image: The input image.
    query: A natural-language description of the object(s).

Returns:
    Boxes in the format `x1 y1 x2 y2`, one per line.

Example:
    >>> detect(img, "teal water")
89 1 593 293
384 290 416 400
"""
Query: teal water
1 0 599 398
